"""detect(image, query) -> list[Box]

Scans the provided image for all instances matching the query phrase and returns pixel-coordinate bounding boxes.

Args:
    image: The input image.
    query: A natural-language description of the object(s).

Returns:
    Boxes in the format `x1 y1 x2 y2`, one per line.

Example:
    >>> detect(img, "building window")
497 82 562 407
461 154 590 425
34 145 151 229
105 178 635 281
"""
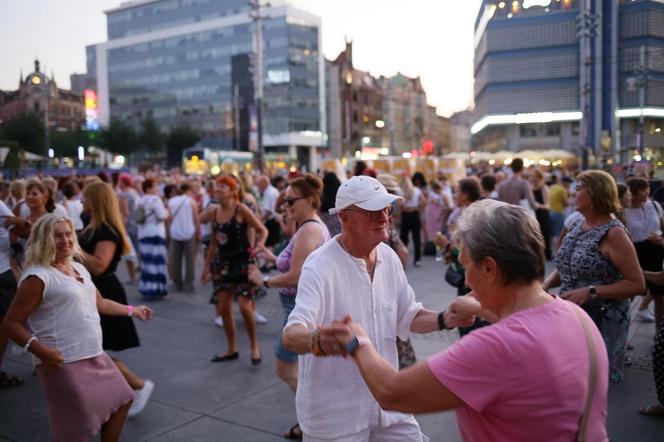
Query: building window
520 124 537 137
546 123 560 136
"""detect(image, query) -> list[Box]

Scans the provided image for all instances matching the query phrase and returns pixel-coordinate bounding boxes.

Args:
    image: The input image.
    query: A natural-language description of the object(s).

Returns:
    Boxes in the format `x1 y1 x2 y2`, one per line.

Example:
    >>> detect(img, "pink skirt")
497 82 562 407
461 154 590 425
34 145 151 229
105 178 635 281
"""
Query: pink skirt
36 352 134 442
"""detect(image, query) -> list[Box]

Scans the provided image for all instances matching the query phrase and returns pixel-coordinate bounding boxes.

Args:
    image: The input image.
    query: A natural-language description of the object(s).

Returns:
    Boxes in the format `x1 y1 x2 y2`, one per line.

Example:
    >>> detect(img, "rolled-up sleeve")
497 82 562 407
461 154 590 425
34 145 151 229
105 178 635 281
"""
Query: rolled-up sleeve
395 268 422 340
285 265 324 331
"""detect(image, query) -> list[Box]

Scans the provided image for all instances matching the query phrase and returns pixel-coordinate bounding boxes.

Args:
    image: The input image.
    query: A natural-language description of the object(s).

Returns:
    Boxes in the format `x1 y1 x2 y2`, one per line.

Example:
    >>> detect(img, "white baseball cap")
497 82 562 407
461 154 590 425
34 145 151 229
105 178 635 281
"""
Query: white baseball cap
329 175 404 215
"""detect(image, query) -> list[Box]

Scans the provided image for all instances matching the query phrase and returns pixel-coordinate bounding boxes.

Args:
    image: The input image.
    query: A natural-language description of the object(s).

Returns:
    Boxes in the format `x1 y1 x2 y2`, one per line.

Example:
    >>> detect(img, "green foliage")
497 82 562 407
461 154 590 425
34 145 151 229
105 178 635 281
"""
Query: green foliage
49 128 89 158
139 117 165 153
1 111 46 155
0 141 20 177
99 117 138 154
166 125 200 167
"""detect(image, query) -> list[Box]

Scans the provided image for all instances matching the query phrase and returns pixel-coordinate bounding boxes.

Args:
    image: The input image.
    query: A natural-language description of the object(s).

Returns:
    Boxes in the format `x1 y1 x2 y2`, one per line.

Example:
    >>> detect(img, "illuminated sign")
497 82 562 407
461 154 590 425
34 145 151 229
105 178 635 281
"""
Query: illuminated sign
266 69 291 84
84 89 100 131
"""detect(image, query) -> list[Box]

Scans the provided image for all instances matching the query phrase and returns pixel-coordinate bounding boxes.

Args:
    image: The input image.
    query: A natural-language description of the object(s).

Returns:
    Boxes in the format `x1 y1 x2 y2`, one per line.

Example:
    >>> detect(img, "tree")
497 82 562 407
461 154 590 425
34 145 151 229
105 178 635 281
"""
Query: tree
50 128 89 158
1 111 46 155
139 117 165 154
99 117 138 154
166 125 200 168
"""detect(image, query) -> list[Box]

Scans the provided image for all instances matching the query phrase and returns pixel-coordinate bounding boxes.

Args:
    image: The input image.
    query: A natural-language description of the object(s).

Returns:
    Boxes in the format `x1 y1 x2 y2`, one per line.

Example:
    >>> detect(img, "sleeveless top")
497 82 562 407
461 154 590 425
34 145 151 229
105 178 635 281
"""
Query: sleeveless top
556 219 623 296
276 219 331 297
213 205 251 261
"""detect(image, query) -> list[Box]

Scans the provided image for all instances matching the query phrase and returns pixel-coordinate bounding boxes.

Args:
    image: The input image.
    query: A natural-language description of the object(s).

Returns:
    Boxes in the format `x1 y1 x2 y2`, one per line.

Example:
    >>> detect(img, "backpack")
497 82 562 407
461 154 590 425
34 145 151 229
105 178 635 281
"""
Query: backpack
134 206 147 225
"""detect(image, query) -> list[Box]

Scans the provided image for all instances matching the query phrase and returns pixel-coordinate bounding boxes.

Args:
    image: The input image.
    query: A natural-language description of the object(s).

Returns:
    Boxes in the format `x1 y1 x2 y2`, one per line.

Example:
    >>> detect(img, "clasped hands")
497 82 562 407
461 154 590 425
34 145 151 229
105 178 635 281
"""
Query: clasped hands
314 293 496 358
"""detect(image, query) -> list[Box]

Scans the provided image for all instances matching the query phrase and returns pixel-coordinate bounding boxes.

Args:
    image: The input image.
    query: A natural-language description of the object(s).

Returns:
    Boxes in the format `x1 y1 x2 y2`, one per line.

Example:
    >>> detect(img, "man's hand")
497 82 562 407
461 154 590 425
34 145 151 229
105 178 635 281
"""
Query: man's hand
446 293 498 327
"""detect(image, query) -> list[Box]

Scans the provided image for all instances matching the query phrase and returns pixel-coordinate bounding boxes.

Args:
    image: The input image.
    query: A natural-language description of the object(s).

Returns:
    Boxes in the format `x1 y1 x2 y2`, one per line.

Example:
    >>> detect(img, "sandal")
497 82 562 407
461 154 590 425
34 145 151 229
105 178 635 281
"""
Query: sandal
639 404 664 416
0 371 24 389
283 423 303 440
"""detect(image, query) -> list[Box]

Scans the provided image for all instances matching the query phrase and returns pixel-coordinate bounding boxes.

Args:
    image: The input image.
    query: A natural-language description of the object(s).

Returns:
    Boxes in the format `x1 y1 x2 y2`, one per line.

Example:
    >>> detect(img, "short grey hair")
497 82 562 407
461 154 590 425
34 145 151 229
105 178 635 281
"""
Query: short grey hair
454 199 545 285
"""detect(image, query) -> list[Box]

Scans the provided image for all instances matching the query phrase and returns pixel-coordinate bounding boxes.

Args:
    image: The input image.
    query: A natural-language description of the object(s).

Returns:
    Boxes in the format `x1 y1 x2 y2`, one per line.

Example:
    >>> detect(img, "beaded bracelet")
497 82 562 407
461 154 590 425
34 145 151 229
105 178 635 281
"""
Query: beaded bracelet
310 329 326 357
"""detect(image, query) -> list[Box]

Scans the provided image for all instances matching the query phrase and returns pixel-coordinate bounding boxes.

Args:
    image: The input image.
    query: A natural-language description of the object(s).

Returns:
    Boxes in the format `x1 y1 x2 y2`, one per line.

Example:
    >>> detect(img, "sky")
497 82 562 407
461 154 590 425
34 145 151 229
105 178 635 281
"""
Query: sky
0 0 482 117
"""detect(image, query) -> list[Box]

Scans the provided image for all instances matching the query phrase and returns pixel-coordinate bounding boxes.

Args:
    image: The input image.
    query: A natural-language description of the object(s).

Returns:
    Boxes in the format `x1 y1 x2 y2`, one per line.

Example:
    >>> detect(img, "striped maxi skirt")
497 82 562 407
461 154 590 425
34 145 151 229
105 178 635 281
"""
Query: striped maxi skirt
139 235 169 300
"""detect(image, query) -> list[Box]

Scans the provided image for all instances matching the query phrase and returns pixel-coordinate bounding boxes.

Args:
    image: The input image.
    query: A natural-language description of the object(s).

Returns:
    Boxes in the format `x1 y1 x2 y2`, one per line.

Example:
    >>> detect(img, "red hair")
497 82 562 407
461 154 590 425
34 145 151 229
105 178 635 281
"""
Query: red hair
216 175 238 200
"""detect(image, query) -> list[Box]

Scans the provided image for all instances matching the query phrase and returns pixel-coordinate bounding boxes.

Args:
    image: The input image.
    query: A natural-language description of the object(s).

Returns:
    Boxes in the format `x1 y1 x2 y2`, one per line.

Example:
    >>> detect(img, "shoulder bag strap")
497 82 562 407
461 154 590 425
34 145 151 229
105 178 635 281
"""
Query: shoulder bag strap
171 197 188 221
572 305 599 442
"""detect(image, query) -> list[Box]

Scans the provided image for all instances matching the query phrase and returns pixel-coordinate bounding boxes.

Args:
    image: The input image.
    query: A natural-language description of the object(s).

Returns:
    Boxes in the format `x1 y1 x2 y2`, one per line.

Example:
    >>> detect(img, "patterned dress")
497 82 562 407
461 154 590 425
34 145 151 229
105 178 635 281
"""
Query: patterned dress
210 205 255 298
556 218 629 383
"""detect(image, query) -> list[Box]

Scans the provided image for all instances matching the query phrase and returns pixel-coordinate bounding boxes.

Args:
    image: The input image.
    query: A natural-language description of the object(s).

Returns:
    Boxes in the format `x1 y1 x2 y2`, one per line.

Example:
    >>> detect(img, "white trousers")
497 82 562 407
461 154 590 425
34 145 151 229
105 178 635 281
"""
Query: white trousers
304 416 429 442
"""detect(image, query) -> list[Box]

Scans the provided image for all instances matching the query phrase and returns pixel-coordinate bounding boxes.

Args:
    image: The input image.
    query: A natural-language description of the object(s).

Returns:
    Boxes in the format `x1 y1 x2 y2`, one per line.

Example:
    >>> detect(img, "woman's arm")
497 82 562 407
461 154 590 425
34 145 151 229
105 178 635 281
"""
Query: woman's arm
238 203 268 250
80 240 116 276
95 289 152 319
542 269 561 291
200 204 218 224
262 224 322 288
539 185 550 210
0 276 63 370
201 230 218 285
324 319 464 414
563 227 646 304
600 227 646 298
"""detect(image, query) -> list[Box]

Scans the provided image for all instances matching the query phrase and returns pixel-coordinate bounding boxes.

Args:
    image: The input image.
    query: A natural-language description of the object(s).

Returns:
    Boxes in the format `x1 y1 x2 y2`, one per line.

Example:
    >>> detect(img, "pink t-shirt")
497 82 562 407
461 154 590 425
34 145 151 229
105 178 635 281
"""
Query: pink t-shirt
427 296 609 442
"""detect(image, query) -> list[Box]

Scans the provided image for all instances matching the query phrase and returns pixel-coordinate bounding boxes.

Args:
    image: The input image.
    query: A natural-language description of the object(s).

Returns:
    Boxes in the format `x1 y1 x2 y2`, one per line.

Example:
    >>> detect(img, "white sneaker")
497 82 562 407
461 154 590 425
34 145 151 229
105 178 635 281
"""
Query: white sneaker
255 311 267 325
213 316 224 328
128 379 154 418
636 309 655 322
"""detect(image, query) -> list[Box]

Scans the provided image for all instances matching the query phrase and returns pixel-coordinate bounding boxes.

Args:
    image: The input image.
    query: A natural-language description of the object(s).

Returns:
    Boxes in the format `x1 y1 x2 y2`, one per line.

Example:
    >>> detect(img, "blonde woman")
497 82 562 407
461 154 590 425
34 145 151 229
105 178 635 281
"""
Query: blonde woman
79 182 155 417
1 214 152 441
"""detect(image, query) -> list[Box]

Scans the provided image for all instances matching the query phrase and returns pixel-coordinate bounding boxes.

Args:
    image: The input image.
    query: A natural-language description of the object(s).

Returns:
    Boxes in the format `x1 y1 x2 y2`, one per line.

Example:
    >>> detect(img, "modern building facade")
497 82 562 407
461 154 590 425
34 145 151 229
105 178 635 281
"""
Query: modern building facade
0 60 85 137
471 0 664 164
86 0 325 169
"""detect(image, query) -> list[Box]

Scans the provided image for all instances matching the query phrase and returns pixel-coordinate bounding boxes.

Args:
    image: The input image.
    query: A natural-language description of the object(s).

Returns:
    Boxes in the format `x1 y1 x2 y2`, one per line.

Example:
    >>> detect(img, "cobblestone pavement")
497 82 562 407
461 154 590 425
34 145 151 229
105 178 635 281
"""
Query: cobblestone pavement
0 251 661 441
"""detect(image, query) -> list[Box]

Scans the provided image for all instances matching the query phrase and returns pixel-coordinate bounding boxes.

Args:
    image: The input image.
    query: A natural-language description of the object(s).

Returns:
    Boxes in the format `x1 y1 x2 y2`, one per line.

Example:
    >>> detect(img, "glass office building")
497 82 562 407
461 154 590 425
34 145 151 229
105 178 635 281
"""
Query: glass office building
471 0 664 164
87 0 325 166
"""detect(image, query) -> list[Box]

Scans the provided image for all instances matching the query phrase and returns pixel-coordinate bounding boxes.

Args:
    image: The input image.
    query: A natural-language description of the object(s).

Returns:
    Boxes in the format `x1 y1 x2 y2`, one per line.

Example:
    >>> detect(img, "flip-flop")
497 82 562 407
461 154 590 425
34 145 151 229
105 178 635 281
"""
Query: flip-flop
211 352 239 362
0 371 24 389
283 423 302 440
639 404 664 416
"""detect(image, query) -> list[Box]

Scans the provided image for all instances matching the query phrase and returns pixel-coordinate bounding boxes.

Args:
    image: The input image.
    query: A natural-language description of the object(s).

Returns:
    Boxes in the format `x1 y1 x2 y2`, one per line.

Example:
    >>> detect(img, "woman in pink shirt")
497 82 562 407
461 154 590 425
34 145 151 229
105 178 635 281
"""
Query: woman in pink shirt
325 200 615 442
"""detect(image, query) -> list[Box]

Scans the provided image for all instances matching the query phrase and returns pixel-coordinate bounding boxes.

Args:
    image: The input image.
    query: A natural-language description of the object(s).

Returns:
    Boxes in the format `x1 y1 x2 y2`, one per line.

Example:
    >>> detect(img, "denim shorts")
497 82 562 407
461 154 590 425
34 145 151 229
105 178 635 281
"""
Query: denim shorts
274 292 298 363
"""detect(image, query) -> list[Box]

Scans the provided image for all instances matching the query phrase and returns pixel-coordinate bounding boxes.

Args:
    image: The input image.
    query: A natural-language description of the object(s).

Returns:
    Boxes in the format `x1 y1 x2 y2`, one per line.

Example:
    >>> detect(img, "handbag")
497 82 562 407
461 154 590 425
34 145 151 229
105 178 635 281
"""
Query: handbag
445 265 464 288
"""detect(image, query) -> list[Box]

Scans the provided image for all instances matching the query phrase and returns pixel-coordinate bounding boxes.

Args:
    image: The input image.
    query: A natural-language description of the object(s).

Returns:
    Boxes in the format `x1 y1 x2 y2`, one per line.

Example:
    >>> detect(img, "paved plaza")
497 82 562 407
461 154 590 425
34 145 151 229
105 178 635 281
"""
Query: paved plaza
0 253 662 441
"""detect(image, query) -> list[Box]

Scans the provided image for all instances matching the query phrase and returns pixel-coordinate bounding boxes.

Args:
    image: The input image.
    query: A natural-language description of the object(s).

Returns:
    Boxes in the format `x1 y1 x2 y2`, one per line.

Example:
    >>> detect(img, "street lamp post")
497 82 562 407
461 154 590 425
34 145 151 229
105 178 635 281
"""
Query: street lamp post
249 0 269 173
634 46 650 157
576 1 599 170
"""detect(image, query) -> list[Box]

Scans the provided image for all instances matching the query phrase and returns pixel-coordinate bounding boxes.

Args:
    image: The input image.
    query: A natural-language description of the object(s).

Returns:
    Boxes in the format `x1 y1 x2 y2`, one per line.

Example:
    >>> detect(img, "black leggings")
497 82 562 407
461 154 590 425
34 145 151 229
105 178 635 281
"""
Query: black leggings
655 320 664 406
400 211 421 263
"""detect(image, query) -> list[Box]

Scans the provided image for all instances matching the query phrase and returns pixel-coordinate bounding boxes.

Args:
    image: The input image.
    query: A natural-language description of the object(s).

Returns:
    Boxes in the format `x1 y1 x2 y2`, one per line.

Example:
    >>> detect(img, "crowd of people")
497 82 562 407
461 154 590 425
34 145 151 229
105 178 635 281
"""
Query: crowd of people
0 158 662 440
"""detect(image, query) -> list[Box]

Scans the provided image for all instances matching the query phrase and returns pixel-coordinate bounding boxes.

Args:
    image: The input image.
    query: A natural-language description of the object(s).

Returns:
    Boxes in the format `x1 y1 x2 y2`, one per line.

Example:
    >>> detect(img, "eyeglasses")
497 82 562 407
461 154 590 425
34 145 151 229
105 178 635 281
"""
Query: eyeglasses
283 196 307 206
344 204 394 219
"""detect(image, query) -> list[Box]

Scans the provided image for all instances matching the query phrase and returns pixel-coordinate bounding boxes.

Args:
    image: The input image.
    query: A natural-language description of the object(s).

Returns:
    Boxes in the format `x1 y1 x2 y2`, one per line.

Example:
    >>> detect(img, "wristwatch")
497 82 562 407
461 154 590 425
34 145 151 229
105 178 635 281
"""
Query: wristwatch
588 285 597 300
263 275 270 289
345 335 371 355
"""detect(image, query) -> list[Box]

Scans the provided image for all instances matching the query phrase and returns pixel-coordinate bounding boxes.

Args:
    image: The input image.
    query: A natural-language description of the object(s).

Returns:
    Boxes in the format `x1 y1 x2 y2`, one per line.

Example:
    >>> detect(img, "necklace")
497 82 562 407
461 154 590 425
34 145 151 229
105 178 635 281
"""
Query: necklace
338 236 376 275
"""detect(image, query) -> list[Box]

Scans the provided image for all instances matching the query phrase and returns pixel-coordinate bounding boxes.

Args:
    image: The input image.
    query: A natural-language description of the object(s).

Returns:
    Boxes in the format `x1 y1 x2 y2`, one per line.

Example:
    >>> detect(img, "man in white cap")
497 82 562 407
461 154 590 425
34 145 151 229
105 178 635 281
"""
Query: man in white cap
282 176 447 441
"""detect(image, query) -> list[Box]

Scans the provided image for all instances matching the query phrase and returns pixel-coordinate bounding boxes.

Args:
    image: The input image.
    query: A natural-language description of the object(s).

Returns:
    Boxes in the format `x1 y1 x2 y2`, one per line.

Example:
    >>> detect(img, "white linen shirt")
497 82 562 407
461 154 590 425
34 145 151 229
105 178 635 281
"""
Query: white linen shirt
261 185 280 219
20 262 103 367
285 237 423 439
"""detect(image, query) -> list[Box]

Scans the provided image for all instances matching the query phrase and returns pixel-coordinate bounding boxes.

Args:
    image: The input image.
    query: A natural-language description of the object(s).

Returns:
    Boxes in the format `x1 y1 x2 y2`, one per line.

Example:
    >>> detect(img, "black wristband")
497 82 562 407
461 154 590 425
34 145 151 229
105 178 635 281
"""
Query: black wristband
437 311 451 330
263 276 270 289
